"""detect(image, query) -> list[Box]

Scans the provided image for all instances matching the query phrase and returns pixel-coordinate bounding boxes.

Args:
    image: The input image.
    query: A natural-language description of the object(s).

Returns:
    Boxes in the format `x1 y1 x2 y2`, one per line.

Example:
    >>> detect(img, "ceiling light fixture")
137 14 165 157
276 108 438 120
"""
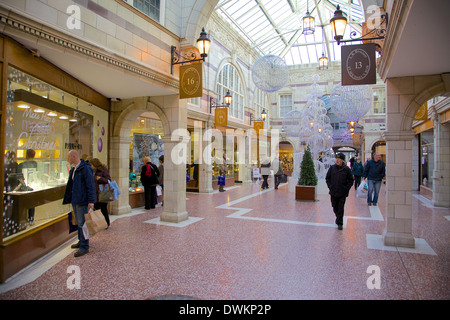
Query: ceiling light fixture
302 0 315 35
330 5 388 45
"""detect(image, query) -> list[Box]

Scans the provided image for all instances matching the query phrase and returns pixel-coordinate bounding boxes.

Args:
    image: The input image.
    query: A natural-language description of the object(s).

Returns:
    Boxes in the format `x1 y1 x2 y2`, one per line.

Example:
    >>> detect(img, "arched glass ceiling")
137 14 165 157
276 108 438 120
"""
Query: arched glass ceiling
215 0 366 65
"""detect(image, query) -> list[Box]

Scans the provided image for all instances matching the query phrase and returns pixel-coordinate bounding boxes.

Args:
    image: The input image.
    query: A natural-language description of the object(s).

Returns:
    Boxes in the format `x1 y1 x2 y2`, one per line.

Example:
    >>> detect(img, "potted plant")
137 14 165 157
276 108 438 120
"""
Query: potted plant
296 145 318 201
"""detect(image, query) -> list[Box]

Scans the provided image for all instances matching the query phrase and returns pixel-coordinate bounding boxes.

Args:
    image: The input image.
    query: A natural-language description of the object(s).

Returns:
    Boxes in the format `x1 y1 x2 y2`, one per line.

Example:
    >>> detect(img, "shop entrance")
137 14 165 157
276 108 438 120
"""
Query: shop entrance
128 112 164 208
278 141 293 176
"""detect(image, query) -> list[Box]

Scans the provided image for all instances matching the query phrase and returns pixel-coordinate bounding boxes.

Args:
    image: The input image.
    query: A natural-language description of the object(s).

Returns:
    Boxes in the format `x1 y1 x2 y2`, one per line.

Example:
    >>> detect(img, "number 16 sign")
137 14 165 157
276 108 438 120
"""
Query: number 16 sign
180 63 203 99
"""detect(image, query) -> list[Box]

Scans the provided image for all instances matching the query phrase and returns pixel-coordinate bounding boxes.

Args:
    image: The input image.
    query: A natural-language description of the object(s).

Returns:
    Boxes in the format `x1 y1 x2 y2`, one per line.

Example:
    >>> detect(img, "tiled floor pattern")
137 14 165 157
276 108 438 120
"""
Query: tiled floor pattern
0 180 449 300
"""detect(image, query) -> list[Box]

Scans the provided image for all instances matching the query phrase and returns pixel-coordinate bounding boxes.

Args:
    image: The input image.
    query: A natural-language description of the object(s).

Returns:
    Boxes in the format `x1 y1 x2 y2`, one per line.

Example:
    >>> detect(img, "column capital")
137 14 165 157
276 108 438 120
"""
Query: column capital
110 136 132 144
382 130 416 141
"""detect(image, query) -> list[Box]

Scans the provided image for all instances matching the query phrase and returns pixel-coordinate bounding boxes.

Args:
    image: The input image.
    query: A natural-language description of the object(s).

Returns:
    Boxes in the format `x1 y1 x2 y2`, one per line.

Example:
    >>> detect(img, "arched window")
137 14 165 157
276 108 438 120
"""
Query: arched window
216 64 244 120
254 88 269 122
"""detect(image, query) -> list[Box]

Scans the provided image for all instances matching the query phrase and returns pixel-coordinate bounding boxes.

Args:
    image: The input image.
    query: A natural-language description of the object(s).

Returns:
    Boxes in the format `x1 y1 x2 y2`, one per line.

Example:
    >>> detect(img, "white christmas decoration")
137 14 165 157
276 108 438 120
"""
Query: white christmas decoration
298 75 334 160
251 55 289 93
329 83 372 122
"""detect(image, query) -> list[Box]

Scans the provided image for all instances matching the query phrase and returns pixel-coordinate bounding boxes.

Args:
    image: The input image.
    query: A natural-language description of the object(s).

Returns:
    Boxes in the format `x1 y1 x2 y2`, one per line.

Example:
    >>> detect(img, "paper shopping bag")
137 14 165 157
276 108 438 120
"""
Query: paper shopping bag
84 209 108 235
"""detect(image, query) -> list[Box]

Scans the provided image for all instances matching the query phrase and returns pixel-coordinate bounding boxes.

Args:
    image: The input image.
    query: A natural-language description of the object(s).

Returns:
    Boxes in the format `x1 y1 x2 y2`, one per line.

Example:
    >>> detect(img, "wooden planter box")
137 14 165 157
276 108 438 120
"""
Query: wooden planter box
295 185 317 201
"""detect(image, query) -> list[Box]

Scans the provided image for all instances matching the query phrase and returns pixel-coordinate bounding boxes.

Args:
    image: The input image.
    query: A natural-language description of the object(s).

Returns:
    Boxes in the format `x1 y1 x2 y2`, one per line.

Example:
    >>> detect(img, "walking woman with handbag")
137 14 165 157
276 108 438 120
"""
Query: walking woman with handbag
91 158 112 228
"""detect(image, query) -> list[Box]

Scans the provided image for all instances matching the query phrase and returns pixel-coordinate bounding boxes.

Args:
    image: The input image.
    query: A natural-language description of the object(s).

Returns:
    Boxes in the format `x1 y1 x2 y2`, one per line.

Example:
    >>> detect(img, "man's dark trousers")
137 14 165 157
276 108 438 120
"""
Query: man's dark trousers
330 195 346 226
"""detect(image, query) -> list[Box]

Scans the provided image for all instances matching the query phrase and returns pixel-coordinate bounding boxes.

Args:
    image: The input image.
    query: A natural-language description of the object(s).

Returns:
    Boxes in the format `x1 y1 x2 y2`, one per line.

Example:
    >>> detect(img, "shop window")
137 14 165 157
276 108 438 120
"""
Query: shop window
420 130 434 188
278 142 294 175
129 115 164 192
3 66 106 240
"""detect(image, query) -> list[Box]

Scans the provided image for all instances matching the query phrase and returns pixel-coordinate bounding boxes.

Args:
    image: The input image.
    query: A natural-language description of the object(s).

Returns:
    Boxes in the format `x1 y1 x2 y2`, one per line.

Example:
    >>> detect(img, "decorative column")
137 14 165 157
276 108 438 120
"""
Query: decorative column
198 120 213 193
156 95 189 223
431 108 450 207
109 136 132 216
382 131 416 248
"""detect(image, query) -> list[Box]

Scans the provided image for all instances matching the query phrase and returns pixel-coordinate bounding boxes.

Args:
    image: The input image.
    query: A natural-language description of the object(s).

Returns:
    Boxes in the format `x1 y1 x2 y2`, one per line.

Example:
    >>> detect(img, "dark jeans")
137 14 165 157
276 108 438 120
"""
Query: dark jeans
144 185 156 209
274 175 281 189
330 195 347 226
94 202 110 226
261 175 269 189
73 204 89 251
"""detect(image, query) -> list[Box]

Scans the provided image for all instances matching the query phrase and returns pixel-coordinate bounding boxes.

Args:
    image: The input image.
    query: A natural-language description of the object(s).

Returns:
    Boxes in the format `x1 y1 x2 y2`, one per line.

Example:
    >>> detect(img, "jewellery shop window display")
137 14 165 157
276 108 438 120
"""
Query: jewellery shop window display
129 116 164 191
2 66 103 240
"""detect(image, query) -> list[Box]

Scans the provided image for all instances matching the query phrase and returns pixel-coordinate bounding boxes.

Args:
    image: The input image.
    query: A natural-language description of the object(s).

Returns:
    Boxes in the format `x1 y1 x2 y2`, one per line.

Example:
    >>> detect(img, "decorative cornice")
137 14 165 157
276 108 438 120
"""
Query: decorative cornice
0 11 179 91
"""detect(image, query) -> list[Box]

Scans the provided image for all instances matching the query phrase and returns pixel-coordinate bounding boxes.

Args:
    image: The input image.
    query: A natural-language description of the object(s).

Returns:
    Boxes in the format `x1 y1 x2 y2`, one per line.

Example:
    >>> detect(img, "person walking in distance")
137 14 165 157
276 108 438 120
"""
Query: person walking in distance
352 157 364 190
140 156 160 209
260 157 271 189
272 156 284 189
325 153 354 230
363 152 385 206
63 150 97 257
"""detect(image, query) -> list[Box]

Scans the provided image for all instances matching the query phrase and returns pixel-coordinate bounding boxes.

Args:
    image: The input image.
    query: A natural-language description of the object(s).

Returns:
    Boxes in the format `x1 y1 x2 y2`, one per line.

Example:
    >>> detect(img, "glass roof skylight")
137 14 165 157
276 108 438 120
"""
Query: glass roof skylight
215 0 366 66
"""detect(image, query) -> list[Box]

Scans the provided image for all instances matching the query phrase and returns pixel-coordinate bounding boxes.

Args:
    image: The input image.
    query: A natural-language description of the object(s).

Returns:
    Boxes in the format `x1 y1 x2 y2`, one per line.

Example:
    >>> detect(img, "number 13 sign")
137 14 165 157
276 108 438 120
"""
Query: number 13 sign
341 43 376 86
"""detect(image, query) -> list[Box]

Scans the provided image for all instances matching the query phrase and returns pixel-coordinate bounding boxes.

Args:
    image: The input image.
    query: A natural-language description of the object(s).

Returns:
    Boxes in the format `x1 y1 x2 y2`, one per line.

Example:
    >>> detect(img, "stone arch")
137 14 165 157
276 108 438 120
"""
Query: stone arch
112 97 171 138
401 81 448 131
182 0 219 47
108 97 171 216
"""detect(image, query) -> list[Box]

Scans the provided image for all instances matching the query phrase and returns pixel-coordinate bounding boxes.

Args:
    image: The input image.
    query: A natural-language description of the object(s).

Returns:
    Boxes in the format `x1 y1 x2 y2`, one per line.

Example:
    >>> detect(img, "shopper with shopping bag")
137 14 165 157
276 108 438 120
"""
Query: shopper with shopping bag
63 150 97 257
91 158 112 228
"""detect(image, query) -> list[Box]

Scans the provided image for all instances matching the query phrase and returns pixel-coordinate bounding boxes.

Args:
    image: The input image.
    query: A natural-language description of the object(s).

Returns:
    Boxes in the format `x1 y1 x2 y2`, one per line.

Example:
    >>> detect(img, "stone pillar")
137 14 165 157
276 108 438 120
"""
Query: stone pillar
109 136 132 216
382 131 416 248
156 95 189 223
198 121 213 193
160 136 188 222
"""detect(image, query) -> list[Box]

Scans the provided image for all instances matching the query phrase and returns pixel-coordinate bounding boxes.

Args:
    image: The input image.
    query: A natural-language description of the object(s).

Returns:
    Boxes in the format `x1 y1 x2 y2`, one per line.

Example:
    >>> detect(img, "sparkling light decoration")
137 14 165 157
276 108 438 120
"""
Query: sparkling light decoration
288 75 334 183
298 75 334 160
329 83 372 122
282 110 303 138
251 55 289 93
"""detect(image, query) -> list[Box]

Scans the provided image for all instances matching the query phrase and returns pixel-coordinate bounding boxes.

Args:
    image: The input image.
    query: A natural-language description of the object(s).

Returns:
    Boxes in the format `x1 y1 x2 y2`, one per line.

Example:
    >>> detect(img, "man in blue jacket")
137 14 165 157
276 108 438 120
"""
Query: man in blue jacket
363 153 385 206
63 150 97 257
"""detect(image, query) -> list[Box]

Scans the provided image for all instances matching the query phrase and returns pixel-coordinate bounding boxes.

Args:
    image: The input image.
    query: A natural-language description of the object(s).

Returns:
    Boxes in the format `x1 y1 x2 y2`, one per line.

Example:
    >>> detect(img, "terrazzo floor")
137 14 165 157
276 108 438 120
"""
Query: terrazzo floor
0 180 449 300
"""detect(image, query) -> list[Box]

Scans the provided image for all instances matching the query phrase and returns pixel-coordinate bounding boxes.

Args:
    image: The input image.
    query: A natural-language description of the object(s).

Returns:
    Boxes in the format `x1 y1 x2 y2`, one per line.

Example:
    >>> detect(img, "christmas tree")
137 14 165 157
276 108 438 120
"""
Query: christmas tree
298 145 318 186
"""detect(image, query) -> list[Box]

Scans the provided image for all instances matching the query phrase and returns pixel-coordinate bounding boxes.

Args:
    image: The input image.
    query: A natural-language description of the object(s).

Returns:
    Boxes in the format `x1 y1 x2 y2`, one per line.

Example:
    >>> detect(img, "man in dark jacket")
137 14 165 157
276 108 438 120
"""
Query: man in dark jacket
63 150 97 257
326 153 354 230
363 152 385 206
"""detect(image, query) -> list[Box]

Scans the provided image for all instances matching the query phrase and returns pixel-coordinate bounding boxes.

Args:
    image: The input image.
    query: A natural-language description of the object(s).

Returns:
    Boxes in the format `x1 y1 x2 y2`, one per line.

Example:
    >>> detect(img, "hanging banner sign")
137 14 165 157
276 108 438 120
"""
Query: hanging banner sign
179 63 203 99
414 102 428 121
215 107 228 127
341 43 376 86
253 121 264 133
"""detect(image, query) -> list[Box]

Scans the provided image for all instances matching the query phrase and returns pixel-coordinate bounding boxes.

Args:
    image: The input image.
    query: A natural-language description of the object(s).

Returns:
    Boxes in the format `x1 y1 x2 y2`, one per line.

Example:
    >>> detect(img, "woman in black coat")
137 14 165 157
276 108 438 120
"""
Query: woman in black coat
140 156 160 210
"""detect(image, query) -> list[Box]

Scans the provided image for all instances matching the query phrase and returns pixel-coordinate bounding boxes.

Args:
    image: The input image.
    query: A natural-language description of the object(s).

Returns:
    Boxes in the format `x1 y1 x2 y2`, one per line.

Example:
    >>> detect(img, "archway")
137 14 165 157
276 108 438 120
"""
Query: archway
370 140 386 164
382 74 450 248
278 141 294 176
